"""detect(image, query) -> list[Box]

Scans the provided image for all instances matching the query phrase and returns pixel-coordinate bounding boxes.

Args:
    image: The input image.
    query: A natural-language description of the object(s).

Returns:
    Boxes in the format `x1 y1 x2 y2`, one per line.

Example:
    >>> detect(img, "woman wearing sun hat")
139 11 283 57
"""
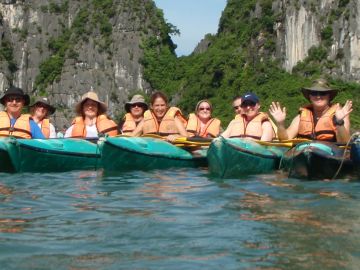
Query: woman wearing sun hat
65 91 118 138
269 78 353 143
119 94 148 135
30 97 57 138
186 100 221 138
0 86 45 139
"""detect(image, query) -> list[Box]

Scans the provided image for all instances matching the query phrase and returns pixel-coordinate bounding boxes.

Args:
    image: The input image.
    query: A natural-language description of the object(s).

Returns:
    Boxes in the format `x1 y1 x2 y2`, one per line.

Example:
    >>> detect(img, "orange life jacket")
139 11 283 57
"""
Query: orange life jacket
121 113 139 135
228 112 271 140
143 107 187 136
71 115 118 138
297 104 337 142
0 111 32 138
186 113 221 138
39 118 50 138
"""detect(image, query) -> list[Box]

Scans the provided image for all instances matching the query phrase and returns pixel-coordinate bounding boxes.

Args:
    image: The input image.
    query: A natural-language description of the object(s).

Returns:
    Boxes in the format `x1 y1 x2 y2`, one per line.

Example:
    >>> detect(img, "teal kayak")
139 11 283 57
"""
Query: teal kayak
207 137 286 178
351 136 360 176
101 137 207 172
7 138 102 173
0 138 15 173
281 141 353 180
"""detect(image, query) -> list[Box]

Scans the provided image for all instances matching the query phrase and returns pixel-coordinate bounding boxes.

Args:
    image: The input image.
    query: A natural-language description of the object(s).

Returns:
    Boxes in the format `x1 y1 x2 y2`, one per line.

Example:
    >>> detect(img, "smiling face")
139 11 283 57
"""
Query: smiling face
151 97 168 119
130 103 145 118
241 100 260 119
33 103 49 120
5 95 25 118
309 91 330 109
196 101 212 121
82 99 99 119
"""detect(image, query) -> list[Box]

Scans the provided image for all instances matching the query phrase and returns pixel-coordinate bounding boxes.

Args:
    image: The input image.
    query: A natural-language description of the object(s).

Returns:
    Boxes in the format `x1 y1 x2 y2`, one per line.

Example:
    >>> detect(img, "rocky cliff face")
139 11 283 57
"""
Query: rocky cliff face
274 0 360 81
0 0 162 128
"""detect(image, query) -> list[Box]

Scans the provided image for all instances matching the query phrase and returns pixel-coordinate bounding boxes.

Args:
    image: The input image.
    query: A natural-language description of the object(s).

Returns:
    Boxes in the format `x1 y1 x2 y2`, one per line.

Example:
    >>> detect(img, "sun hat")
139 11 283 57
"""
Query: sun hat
241 92 259 104
30 97 56 115
0 86 30 106
301 79 338 101
125 94 148 113
75 91 107 115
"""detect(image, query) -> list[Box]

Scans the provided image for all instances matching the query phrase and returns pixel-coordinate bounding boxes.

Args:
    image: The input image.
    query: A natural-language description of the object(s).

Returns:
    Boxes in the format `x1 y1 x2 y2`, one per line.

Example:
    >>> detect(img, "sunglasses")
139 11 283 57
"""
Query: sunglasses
241 101 256 108
309 91 329 97
198 107 211 111
131 103 144 108
6 96 24 103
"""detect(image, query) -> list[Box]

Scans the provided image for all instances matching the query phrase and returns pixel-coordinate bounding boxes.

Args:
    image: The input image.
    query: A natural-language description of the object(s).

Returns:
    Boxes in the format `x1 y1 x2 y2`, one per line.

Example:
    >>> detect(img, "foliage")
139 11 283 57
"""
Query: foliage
0 40 18 74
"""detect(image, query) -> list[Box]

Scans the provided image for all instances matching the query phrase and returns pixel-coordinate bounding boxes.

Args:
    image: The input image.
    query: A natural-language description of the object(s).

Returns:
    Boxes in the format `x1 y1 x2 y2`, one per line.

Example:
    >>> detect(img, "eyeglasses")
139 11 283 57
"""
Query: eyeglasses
131 103 144 108
233 105 241 110
5 96 23 103
309 91 329 97
241 101 256 108
198 107 211 111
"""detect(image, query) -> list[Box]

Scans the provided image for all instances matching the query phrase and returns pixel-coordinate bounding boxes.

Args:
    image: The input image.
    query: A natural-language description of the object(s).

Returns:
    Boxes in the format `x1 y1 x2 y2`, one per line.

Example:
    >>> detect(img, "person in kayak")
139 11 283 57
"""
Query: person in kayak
232 95 243 116
65 91 118 138
269 78 352 143
0 86 45 139
119 94 148 135
186 100 221 138
131 91 188 142
30 97 57 138
221 92 274 141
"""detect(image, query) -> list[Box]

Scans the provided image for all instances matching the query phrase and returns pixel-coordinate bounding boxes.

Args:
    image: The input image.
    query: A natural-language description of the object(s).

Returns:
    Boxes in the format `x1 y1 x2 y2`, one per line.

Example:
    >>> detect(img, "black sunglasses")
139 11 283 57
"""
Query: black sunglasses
131 103 144 108
309 91 329 97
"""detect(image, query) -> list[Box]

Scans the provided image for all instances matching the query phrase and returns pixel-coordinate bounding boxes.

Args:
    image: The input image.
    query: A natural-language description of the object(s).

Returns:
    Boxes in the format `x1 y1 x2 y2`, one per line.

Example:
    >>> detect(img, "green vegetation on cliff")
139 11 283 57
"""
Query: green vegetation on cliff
142 0 360 129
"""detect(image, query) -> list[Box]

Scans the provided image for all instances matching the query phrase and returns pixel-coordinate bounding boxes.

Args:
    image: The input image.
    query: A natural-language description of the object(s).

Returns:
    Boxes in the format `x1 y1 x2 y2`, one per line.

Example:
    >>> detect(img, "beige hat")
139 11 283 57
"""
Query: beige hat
301 78 338 101
75 91 107 115
125 94 148 112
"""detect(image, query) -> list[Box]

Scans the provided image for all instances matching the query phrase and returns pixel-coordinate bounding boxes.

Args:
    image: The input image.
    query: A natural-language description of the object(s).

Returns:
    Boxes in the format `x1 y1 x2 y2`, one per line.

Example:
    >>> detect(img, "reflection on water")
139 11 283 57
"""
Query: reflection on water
0 170 359 269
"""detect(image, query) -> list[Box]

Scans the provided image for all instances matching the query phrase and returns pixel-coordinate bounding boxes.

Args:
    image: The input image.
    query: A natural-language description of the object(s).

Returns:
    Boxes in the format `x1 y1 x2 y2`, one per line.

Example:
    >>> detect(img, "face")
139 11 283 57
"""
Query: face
233 98 242 115
82 99 99 118
309 91 330 108
197 101 211 121
152 97 167 119
5 95 25 116
241 100 260 119
130 103 145 118
33 104 49 120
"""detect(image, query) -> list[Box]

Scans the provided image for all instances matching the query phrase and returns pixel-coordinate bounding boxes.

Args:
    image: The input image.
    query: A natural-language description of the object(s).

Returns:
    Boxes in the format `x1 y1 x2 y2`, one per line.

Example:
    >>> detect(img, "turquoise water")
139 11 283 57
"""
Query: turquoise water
0 169 360 269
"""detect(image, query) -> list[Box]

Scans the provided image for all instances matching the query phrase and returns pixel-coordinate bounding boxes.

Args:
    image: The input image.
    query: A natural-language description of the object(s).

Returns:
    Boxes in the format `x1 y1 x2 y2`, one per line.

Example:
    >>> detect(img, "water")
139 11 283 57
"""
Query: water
0 169 360 269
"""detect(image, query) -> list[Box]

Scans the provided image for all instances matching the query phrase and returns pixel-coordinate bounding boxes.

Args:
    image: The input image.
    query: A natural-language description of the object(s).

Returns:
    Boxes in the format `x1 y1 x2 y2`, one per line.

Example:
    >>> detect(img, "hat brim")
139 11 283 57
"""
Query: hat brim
30 101 56 115
0 94 30 106
125 102 148 113
301 88 338 101
75 98 107 115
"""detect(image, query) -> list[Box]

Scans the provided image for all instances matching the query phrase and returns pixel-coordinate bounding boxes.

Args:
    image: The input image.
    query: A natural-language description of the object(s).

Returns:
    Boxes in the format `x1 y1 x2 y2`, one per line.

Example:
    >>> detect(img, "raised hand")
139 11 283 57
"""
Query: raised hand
335 100 353 120
269 102 287 124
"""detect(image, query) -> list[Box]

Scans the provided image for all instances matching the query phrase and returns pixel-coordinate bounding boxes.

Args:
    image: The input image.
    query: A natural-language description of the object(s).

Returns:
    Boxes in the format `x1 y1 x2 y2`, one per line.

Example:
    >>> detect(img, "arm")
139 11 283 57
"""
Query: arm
50 123 57 138
221 120 234 138
131 119 144 137
269 102 299 140
334 100 352 143
166 116 188 142
260 121 274 142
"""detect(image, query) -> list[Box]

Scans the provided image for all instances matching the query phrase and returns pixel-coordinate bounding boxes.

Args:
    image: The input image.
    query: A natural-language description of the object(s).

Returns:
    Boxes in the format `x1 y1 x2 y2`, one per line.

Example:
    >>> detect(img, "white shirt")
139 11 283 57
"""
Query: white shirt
64 124 99 138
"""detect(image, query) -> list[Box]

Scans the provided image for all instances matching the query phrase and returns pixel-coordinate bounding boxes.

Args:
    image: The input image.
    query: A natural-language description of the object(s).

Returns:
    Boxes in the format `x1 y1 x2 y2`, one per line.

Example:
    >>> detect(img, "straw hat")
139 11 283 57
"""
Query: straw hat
125 94 148 113
301 79 338 101
75 91 107 115
30 97 56 115
0 86 30 106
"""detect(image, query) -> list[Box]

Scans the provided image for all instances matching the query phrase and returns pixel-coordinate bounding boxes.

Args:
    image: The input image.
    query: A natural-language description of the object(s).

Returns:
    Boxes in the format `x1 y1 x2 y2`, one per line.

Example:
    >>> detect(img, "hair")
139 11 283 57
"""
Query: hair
150 91 168 106
232 95 242 102
195 99 212 112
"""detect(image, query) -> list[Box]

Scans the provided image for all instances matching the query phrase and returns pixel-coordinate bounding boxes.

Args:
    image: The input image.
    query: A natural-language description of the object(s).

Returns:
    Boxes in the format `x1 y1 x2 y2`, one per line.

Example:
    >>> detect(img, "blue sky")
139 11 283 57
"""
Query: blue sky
153 0 227 56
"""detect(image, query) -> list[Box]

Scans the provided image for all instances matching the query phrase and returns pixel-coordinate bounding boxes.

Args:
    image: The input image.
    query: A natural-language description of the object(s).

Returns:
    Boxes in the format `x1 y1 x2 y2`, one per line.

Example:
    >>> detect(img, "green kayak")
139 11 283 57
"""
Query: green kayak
207 137 286 178
101 137 207 172
281 141 353 180
0 138 15 173
7 138 102 173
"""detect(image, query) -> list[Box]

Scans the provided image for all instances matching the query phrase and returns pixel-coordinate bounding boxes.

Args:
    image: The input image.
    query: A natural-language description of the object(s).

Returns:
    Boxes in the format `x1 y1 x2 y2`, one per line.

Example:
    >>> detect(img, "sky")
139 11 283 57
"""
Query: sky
153 0 227 56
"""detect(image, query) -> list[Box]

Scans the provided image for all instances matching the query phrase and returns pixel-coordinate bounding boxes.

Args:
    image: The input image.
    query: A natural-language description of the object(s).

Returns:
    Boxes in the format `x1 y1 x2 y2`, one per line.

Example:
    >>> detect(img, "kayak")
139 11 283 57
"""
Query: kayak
101 136 207 172
0 138 15 173
351 137 360 176
7 138 102 173
281 141 353 180
207 137 286 178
